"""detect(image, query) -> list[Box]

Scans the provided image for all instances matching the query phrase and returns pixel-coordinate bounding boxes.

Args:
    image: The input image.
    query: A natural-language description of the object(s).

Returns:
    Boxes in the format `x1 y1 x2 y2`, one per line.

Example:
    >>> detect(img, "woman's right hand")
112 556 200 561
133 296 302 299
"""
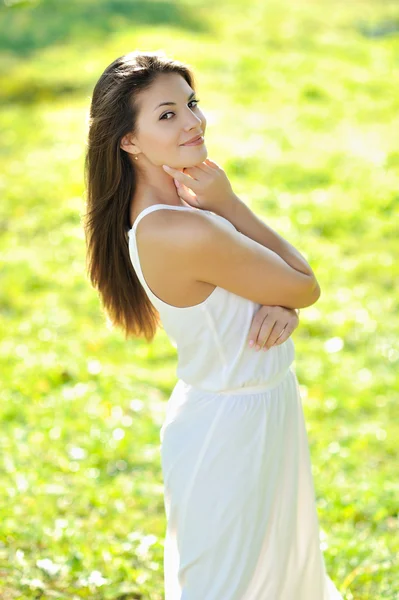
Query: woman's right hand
247 305 300 351
162 158 235 213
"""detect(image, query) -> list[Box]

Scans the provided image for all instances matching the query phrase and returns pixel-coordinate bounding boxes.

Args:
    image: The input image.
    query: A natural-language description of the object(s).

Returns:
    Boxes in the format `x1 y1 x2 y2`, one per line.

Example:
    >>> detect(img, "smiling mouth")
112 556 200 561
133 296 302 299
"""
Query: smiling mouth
181 135 204 146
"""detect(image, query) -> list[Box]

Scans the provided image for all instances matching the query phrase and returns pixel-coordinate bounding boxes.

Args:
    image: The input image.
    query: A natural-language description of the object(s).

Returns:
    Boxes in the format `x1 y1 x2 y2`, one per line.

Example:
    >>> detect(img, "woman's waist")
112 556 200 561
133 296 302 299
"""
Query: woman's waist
179 338 295 391
178 364 294 397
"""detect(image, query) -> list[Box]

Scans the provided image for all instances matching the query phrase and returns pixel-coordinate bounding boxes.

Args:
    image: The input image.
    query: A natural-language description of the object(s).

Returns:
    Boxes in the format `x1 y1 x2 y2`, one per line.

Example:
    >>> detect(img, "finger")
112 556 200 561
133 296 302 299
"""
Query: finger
272 328 292 346
204 158 222 170
257 317 288 350
175 179 195 195
265 321 291 350
281 312 299 333
183 165 210 180
260 308 297 347
195 161 214 173
282 314 298 336
252 314 275 351
189 161 213 173
292 313 300 330
247 308 269 347
273 325 294 346
176 185 197 203
265 323 288 349
163 165 200 189
256 318 278 351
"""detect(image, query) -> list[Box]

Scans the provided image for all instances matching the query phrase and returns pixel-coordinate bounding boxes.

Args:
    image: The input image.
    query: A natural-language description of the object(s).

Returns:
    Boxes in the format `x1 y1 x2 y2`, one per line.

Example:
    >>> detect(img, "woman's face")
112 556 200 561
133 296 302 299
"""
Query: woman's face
129 72 207 169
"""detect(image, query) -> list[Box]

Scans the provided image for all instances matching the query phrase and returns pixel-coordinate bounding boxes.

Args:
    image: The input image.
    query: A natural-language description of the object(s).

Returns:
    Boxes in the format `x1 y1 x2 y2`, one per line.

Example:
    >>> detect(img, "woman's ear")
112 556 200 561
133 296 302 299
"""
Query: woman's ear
120 133 139 155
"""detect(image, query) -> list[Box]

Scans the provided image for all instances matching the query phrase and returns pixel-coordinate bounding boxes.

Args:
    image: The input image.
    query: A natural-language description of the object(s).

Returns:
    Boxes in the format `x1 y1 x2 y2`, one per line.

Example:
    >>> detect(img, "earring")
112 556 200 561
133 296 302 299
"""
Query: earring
134 155 138 160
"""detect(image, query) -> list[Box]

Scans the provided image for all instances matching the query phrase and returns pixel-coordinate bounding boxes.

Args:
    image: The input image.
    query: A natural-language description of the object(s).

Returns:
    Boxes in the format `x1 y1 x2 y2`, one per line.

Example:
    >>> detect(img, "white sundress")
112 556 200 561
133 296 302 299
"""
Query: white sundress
127 203 343 600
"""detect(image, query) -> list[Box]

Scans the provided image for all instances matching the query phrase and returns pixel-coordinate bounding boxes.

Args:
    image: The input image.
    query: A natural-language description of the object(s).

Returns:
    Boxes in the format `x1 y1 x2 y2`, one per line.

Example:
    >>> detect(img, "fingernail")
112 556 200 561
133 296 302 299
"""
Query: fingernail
263 346 269 351
255 344 260 351
248 340 254 348
162 164 171 171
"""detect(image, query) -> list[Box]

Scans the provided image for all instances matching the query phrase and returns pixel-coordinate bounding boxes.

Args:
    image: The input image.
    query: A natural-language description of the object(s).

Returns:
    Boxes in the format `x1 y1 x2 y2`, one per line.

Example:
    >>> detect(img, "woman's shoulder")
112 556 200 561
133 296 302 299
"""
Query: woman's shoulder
135 205 212 240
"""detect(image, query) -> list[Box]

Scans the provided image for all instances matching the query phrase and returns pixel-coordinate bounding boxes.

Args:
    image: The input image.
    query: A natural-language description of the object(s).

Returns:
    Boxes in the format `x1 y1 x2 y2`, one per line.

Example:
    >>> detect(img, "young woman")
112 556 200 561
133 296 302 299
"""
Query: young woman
84 50 343 600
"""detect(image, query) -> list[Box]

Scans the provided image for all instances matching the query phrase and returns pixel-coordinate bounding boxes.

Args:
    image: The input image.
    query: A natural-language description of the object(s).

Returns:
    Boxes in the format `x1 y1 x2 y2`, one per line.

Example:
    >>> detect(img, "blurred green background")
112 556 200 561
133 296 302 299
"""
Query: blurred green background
0 0 398 598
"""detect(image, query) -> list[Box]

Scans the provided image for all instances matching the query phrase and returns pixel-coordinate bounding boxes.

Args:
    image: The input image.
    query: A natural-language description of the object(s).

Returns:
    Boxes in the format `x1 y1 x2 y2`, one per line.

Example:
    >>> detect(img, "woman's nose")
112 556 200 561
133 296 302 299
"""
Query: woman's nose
183 109 202 129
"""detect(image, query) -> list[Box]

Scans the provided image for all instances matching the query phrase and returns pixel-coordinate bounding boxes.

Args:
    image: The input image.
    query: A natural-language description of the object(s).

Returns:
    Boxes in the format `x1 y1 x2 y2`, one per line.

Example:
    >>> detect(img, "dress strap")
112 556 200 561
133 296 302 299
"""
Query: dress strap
127 204 196 309
127 203 193 236
125 203 235 237
126 203 228 311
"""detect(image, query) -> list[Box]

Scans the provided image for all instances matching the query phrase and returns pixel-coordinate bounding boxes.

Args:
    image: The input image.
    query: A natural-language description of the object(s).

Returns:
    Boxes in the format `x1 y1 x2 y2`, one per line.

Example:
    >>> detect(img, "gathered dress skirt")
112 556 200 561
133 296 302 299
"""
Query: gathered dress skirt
159 365 343 600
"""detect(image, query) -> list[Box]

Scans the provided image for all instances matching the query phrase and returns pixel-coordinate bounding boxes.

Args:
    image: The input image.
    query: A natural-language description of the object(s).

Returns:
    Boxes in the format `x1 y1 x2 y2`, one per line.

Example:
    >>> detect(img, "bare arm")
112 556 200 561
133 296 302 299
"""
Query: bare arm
162 159 320 304
162 210 320 309
215 193 317 279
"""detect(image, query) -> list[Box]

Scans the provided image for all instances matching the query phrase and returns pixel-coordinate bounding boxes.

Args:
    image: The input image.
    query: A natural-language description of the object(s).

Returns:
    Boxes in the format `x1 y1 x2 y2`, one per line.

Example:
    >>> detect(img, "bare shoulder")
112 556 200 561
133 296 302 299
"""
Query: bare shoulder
135 206 320 308
135 207 217 251
134 208 217 282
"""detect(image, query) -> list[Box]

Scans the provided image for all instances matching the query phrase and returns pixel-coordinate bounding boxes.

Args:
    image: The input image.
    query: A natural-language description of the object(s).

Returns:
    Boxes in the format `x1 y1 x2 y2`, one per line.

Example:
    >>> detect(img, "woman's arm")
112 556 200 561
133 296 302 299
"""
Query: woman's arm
163 159 319 286
216 193 316 279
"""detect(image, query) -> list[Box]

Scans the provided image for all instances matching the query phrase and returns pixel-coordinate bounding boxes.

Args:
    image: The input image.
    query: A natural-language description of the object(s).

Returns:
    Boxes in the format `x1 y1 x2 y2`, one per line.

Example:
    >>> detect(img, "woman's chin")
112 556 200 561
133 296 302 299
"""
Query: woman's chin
177 151 209 170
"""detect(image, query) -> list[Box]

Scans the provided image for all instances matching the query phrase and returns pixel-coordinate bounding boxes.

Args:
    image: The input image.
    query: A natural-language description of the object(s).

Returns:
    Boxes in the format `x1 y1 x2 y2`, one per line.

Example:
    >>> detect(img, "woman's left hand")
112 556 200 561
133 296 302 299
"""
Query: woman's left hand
247 305 299 351
163 158 234 213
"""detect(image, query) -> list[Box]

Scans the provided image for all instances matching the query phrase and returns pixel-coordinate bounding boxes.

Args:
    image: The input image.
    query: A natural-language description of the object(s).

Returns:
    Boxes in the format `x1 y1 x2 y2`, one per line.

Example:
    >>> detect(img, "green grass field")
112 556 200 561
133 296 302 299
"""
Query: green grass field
0 0 398 597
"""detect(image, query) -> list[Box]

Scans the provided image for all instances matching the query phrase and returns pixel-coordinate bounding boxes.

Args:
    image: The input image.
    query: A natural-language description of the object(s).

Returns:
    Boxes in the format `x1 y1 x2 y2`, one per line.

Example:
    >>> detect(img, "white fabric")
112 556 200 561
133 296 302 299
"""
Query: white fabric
127 204 343 600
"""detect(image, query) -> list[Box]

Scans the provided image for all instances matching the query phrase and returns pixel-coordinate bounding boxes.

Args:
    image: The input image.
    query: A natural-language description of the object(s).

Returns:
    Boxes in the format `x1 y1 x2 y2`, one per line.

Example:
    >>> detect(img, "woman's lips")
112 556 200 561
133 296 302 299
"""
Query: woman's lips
182 136 204 146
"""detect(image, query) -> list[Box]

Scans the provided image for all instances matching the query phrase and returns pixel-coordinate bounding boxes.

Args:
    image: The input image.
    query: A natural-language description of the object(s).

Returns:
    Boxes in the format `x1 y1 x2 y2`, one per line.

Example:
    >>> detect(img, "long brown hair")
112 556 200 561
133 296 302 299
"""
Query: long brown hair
83 51 196 342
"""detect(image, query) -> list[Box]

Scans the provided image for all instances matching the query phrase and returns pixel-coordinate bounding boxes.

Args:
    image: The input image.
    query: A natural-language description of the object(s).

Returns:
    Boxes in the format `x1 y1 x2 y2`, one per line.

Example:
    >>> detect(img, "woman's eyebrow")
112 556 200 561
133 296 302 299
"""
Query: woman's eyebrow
153 91 196 111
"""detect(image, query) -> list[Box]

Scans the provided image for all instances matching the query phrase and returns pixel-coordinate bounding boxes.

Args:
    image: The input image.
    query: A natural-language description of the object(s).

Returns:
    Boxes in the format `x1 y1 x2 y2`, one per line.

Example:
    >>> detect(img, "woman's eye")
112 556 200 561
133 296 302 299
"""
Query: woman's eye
160 99 200 120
